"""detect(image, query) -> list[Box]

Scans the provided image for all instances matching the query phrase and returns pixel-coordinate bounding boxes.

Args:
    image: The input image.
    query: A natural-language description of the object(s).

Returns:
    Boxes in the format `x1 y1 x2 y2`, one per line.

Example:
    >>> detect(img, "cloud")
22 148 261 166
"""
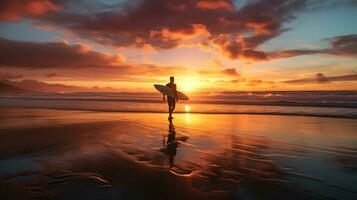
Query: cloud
0 70 23 80
0 38 194 80
222 68 240 76
0 37 122 68
326 34 357 56
246 79 275 86
198 67 240 77
315 73 329 83
45 72 59 78
242 49 268 61
270 34 357 59
195 0 234 10
210 35 271 61
0 0 60 21
216 31 357 61
283 73 357 84
1 1 356 62
34 0 314 61
230 79 241 83
328 73 357 81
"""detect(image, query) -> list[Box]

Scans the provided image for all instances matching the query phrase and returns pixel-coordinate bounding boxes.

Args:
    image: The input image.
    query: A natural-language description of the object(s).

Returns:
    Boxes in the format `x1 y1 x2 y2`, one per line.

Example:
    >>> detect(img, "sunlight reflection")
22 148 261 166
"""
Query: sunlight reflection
185 113 191 123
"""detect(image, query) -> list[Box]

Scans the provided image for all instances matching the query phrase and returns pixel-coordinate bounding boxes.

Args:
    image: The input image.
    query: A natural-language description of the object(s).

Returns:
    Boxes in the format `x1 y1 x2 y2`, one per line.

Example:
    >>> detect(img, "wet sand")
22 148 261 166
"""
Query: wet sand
0 107 357 200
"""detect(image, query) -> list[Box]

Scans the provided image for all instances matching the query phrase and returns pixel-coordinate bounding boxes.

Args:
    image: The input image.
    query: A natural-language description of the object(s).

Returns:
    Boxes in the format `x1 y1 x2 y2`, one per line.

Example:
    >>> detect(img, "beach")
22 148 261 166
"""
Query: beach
1 0 357 199
1 107 356 200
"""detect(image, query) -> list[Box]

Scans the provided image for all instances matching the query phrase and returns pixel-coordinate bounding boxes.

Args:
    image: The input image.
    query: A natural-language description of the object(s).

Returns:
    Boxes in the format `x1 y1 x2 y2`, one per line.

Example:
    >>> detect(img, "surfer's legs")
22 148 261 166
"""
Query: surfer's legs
168 97 175 119
171 100 176 111
167 99 172 114
168 107 173 119
168 106 173 118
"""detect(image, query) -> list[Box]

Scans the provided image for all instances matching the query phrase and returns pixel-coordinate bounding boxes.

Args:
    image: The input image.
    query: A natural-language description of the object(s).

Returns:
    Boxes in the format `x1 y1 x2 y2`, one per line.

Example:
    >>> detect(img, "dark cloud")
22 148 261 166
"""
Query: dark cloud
211 35 270 61
37 0 315 61
195 0 234 10
270 34 357 59
242 49 268 61
269 49 320 58
329 73 357 81
326 34 357 56
1 0 355 62
315 73 329 83
0 37 192 80
45 72 59 78
283 73 357 84
0 70 23 80
0 37 122 68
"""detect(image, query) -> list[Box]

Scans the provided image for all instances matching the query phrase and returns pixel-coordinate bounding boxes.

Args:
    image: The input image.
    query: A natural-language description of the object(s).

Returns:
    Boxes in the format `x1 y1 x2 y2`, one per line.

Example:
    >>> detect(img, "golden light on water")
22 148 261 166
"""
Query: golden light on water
184 105 191 122
185 113 191 122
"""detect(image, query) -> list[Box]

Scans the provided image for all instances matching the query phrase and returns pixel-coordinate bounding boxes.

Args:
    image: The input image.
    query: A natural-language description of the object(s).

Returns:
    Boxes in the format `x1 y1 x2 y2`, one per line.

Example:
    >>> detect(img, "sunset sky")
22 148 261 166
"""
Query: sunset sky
0 0 357 93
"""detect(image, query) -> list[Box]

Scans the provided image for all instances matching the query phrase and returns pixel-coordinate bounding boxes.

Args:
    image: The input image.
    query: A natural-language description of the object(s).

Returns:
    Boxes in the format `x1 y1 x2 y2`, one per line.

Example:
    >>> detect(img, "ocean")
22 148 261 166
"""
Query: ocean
1 91 357 199
1 91 356 118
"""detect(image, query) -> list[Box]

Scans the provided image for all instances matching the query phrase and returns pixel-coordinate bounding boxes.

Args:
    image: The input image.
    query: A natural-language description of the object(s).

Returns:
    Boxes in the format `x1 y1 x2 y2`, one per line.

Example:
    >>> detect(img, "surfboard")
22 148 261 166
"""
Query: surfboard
154 84 189 101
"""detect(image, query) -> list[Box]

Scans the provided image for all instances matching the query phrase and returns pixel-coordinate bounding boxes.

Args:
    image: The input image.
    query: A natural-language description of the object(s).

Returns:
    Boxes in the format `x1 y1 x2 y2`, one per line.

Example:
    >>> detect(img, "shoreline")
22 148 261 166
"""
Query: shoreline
1 105 356 119
1 95 357 108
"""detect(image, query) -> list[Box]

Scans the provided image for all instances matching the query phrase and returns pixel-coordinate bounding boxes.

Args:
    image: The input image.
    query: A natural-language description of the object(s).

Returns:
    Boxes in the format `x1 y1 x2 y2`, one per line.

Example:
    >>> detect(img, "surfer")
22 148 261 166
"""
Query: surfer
163 76 178 119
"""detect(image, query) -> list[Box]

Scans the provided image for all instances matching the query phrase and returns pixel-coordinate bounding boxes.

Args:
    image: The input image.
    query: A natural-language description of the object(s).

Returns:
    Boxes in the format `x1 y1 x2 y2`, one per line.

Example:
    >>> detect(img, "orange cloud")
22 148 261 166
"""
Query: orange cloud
212 34 269 61
195 0 234 10
2 0 356 63
246 79 275 87
147 24 210 49
32 22 56 30
222 68 240 76
0 0 60 21
38 0 310 62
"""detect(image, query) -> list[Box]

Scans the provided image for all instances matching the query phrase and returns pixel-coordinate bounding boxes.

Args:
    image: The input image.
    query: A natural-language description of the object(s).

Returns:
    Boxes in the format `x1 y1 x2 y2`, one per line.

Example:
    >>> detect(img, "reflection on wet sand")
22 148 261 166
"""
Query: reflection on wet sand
0 108 357 200
161 119 189 168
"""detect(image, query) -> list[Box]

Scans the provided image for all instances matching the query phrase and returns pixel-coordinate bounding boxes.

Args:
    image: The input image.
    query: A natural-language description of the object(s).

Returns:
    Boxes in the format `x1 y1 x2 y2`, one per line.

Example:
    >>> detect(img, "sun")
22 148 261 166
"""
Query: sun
184 104 191 112
178 77 204 93
182 82 194 92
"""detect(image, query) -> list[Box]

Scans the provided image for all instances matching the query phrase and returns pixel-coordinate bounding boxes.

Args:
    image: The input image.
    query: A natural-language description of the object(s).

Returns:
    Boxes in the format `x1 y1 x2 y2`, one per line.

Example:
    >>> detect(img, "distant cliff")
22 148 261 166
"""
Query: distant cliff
0 81 28 94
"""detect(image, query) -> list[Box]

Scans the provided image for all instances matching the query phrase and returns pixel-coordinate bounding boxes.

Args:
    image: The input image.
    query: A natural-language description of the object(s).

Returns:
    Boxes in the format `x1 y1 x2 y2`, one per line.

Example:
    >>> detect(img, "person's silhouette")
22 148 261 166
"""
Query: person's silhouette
163 76 178 119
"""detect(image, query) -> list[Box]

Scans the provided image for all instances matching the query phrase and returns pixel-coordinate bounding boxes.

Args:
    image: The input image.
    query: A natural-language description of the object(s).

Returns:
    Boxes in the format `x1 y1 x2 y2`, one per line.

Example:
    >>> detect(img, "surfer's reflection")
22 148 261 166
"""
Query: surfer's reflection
161 119 188 168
